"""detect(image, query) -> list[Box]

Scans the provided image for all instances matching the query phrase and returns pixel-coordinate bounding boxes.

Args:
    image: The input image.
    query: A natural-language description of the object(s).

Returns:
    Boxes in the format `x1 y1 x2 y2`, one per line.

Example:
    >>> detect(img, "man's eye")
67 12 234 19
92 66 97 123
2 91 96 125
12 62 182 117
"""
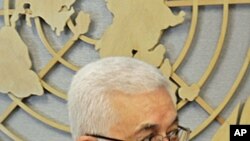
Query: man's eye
167 129 179 138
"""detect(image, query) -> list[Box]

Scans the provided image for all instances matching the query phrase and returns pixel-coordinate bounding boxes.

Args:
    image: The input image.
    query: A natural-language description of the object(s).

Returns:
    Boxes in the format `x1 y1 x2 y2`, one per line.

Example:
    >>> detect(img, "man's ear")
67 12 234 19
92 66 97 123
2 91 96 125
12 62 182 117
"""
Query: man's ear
78 135 97 141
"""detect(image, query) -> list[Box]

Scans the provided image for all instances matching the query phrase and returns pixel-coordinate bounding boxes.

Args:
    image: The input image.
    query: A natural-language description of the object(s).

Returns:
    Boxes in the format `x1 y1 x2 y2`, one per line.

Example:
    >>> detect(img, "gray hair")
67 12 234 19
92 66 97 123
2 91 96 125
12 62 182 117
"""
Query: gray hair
68 57 176 140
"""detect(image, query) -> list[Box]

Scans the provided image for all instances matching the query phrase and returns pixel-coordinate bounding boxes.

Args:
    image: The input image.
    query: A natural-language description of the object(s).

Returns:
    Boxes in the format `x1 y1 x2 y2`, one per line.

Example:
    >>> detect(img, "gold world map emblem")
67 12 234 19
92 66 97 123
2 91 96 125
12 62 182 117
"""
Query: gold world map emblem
0 0 249 141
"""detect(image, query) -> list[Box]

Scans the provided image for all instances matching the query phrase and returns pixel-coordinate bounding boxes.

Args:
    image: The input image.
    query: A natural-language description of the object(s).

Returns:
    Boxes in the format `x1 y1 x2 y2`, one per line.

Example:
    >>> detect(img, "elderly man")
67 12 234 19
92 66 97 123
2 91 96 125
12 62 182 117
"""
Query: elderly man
68 57 190 141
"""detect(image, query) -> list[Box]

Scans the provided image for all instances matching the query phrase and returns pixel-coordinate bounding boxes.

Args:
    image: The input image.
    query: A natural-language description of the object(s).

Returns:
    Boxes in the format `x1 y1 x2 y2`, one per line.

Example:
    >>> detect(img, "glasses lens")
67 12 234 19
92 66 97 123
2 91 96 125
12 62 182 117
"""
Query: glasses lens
172 128 190 141
139 127 190 141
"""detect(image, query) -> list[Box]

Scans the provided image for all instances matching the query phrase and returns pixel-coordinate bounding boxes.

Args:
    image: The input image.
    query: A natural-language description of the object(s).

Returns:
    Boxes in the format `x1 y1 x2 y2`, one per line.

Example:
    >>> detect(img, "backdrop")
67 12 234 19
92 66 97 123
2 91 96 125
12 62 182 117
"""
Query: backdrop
0 0 249 141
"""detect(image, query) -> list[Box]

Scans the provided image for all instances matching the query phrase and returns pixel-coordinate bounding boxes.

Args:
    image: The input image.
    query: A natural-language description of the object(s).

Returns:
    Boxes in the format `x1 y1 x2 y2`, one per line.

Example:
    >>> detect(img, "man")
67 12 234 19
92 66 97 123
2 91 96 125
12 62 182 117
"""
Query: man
68 57 190 141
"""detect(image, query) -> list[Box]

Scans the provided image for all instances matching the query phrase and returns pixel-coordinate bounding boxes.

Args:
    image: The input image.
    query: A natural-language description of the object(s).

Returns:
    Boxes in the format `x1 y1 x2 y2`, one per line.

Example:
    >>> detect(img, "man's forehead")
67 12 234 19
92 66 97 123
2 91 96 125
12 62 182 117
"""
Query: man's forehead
108 87 175 110
108 87 177 136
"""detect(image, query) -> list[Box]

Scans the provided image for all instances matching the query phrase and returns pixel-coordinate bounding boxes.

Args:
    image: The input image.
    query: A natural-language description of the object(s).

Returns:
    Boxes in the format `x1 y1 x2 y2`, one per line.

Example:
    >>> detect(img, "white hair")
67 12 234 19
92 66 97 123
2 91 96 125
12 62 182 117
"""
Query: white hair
68 57 176 140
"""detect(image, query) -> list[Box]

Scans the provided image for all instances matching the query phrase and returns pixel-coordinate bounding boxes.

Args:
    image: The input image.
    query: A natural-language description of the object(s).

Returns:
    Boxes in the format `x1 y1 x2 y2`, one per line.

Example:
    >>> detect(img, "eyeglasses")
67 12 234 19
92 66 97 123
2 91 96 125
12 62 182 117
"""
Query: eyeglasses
86 125 191 141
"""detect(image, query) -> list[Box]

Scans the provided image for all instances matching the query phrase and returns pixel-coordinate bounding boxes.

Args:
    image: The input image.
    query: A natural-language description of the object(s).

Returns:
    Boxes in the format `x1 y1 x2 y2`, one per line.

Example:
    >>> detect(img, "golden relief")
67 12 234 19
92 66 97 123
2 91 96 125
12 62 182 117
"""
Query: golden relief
11 0 76 35
0 26 43 98
96 0 185 68
0 0 249 141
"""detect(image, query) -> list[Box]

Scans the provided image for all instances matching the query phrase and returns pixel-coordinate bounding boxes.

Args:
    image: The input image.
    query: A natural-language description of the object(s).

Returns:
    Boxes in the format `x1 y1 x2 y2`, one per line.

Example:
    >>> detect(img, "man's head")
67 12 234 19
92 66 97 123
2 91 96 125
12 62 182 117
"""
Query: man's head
68 57 178 141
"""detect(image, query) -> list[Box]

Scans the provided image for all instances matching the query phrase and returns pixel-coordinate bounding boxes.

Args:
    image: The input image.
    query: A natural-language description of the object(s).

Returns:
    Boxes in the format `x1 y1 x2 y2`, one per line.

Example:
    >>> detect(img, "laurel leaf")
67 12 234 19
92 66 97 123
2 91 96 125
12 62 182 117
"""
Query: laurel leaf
240 97 250 124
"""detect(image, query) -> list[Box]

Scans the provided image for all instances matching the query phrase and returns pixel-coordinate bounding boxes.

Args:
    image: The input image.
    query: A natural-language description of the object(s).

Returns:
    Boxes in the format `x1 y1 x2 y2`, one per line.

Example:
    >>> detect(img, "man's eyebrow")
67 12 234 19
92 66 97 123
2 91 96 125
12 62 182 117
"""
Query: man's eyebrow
134 117 179 134
134 123 158 134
